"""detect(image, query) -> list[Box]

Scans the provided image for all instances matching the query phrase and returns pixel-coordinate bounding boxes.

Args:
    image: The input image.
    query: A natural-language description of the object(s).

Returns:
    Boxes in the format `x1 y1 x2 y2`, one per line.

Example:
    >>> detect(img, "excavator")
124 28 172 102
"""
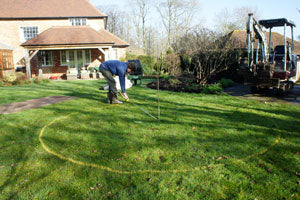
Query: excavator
240 13 298 94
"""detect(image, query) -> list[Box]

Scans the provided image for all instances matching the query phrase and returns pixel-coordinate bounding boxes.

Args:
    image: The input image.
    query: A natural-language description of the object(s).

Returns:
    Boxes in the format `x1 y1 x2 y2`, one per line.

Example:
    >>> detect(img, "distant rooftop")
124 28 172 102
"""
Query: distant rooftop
227 30 300 54
0 0 106 19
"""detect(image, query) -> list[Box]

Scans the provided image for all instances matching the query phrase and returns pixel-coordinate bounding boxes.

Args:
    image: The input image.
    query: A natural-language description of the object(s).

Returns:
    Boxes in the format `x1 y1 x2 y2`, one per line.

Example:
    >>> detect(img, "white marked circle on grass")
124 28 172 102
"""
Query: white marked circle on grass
39 106 282 174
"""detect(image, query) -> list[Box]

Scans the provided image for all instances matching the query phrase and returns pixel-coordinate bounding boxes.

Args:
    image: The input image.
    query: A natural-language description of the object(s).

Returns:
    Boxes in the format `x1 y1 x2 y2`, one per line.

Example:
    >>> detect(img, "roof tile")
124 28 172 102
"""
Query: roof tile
0 0 105 18
21 26 129 47
228 30 300 54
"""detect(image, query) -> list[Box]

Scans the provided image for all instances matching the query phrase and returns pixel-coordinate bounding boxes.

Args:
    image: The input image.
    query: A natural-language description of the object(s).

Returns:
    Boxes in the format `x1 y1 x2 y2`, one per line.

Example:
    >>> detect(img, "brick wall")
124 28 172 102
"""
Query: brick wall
30 49 105 79
30 50 67 78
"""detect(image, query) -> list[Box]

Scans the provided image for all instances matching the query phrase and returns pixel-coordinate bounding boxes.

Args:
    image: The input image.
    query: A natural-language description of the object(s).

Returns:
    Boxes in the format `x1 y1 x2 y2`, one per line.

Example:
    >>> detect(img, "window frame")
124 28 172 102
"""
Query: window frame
84 50 91 64
20 26 39 42
69 18 87 26
60 50 68 66
40 51 53 67
60 50 91 67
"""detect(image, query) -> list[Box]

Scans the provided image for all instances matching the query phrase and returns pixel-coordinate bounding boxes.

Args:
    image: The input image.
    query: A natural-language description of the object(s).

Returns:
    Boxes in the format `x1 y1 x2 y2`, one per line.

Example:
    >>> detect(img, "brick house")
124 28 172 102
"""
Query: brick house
0 0 129 79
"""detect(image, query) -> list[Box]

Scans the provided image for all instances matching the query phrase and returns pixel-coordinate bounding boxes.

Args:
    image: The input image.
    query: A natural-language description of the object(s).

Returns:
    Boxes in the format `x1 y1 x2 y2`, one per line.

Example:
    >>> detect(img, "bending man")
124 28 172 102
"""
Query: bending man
99 60 136 104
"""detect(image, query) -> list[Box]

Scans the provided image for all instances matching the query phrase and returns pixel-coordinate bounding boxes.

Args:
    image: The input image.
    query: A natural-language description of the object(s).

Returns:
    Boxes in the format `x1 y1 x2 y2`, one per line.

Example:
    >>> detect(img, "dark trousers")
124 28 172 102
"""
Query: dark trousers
99 65 118 94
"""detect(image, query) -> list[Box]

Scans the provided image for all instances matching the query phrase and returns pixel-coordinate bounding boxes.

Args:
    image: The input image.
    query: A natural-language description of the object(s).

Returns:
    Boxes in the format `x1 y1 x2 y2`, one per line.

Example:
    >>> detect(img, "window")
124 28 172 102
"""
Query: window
59 50 91 66
61 50 67 65
85 50 91 64
39 51 53 66
69 18 87 26
21 26 38 41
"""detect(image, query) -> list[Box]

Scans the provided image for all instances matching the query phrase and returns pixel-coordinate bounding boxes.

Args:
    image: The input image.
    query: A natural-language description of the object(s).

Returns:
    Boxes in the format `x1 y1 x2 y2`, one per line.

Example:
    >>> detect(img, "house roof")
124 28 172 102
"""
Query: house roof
227 30 300 54
21 26 129 47
0 42 13 50
0 0 106 19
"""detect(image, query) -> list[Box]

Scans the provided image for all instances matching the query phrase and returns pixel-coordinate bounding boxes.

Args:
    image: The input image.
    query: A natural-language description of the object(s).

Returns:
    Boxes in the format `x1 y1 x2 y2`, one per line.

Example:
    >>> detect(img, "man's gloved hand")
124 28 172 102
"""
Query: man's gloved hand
120 92 129 102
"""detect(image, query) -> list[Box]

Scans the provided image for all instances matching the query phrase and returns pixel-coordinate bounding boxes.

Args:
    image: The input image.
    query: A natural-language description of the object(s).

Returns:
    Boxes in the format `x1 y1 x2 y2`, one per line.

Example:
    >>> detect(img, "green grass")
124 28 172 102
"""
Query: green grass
0 80 300 199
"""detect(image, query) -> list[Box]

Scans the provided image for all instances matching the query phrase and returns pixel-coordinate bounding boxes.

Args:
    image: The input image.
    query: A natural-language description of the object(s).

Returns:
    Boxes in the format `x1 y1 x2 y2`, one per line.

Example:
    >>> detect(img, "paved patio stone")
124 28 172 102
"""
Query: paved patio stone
0 96 77 115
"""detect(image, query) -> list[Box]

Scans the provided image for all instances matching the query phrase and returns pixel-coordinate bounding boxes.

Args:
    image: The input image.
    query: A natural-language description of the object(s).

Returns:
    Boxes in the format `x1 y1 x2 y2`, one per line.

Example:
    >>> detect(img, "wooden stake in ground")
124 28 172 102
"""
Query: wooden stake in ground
157 70 160 121
157 53 163 121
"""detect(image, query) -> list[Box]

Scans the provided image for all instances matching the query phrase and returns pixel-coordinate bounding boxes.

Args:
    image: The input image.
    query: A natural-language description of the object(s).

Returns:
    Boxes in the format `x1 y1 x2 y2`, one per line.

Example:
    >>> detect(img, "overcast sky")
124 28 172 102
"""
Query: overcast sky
90 0 300 40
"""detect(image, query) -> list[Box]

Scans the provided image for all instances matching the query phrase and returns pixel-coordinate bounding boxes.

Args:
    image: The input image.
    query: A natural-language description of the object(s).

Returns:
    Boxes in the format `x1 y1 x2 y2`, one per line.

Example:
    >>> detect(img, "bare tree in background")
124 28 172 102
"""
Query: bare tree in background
214 8 238 35
98 6 121 35
176 28 240 83
97 6 133 44
156 0 198 49
215 6 260 34
145 25 156 55
130 0 151 51
233 6 260 29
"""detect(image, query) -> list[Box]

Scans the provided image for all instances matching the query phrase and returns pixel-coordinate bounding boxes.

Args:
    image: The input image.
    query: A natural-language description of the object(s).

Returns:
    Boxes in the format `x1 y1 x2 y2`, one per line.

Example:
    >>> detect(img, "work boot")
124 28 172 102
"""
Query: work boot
107 92 113 104
111 93 123 104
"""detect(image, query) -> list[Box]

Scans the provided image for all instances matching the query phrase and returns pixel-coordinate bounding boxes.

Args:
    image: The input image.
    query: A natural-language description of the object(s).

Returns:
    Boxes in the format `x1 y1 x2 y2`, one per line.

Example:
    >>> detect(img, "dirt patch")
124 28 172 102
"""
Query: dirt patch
0 96 77 115
224 84 300 105
147 77 203 93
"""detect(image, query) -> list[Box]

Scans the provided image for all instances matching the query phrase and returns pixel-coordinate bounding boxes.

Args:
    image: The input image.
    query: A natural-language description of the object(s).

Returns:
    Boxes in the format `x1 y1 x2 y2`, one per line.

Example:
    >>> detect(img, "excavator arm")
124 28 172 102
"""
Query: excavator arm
247 13 268 70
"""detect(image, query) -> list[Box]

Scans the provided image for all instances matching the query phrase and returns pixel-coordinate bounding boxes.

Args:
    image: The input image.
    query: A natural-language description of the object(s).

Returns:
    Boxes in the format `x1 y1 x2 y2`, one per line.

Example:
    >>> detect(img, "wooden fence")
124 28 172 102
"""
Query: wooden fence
0 49 14 79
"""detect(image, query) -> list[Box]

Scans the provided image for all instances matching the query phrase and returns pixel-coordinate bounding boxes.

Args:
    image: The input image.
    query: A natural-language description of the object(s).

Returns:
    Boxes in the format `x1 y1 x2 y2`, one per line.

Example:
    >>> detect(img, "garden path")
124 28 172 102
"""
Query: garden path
0 96 77 114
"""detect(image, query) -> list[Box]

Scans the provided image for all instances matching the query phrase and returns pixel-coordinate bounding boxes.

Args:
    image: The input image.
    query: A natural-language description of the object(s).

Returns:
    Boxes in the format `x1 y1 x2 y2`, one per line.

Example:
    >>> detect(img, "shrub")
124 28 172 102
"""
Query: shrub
138 55 155 75
32 77 49 84
124 53 156 76
219 78 234 88
183 83 203 93
168 78 181 85
165 54 182 76
180 54 191 72
33 77 40 84
39 78 50 84
15 72 30 85
3 73 17 84
0 72 50 86
202 83 223 94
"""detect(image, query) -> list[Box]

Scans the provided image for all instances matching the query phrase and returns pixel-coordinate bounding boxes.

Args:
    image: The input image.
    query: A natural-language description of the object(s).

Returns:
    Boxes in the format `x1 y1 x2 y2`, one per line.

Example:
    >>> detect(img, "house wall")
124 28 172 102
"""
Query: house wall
117 48 127 60
0 18 105 67
30 49 105 79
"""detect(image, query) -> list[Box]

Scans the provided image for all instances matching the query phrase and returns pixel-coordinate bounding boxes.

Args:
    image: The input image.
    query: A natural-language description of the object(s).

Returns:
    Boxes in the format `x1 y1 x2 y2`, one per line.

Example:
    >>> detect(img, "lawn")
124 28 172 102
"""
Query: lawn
0 80 299 199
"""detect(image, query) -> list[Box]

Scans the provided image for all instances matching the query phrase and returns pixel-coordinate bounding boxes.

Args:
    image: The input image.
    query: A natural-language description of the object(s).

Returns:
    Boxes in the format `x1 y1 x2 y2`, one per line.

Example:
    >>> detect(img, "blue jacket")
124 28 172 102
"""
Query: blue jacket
100 60 128 93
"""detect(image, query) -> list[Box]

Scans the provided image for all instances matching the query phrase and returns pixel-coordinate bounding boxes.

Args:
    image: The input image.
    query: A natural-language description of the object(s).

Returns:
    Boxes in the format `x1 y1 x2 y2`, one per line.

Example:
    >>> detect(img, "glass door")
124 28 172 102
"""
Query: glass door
77 50 84 70
69 51 75 69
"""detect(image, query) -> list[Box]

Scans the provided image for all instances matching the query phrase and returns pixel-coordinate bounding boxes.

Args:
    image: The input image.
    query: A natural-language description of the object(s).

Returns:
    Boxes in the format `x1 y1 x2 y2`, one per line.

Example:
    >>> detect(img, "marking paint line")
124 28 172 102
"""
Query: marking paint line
39 106 282 174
